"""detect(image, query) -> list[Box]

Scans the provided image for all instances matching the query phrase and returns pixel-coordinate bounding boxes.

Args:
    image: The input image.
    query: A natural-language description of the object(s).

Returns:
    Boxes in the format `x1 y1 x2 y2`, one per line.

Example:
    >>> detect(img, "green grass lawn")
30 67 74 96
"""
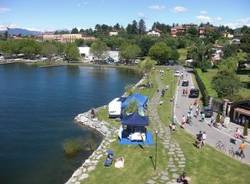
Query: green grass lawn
196 68 250 99
83 141 168 184
158 68 250 184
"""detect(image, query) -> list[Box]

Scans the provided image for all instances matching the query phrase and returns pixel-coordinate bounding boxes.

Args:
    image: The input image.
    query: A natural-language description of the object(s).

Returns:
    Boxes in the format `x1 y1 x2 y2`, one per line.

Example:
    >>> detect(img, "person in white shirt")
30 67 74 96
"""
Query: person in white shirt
202 132 207 147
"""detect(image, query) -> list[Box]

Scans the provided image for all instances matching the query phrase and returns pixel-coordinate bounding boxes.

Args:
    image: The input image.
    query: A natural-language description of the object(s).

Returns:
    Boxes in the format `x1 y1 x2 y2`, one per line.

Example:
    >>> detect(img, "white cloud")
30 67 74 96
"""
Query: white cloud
0 23 16 31
148 5 165 10
200 10 207 14
173 6 187 13
77 0 88 7
0 7 10 13
225 17 250 29
196 15 212 22
215 16 222 21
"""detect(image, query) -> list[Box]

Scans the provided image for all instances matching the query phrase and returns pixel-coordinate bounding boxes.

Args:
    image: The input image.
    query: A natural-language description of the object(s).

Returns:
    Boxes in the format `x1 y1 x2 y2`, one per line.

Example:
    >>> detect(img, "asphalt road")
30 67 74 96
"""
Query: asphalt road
174 67 250 164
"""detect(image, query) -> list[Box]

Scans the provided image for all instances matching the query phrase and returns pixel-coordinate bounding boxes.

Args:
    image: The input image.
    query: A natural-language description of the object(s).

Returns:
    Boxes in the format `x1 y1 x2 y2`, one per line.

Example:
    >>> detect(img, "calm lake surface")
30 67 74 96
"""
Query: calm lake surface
0 63 139 184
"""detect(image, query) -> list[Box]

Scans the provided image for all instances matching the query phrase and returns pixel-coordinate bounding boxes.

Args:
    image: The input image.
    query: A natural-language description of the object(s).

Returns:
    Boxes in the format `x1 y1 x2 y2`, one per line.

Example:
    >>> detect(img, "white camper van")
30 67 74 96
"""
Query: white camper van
108 98 122 118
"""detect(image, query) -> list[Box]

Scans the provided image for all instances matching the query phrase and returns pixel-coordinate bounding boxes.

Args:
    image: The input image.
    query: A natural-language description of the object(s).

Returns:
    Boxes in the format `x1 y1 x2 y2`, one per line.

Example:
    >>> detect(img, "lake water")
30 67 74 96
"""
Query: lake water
0 64 139 184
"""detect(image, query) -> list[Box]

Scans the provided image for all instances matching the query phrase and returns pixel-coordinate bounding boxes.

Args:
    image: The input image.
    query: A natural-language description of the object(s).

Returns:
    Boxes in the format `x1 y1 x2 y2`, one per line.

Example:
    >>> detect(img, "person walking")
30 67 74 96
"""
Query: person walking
201 111 205 122
239 141 246 159
201 131 207 147
181 115 186 128
208 116 214 127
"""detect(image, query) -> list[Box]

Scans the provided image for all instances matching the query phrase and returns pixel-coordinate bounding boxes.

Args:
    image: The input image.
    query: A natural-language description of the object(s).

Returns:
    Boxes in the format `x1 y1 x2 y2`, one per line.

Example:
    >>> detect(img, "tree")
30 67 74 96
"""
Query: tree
137 36 157 56
138 57 156 74
212 68 241 98
20 39 41 58
223 44 238 58
41 42 58 62
170 49 180 61
138 19 146 34
187 27 198 36
120 43 141 63
124 100 138 115
148 42 171 64
243 121 248 136
126 20 138 34
90 40 108 61
71 27 79 34
240 26 250 53
152 22 171 34
65 43 80 61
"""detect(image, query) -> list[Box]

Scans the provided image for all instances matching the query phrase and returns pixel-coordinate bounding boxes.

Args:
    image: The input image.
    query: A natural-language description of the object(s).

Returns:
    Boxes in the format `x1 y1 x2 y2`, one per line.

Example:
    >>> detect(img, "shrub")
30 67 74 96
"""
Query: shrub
243 122 248 136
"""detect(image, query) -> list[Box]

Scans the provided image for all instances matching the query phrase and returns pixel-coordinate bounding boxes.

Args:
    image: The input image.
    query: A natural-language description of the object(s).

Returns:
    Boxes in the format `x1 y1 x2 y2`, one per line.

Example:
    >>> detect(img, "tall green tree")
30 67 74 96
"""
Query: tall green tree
212 68 241 98
120 43 141 63
90 40 108 61
240 26 250 53
41 42 58 62
65 43 80 61
148 42 171 64
138 19 146 34
71 27 79 34
138 57 156 74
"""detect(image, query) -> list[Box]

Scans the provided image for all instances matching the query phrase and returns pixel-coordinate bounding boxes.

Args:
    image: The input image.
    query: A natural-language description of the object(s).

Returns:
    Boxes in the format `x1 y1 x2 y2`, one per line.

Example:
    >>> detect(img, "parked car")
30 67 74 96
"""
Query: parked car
182 80 189 86
174 70 181 77
189 88 199 98
202 106 213 118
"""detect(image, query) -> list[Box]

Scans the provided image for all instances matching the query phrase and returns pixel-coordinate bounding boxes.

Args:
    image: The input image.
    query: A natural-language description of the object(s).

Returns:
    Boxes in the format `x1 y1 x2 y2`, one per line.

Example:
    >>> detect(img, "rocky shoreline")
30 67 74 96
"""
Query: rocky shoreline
66 77 145 184
66 107 118 184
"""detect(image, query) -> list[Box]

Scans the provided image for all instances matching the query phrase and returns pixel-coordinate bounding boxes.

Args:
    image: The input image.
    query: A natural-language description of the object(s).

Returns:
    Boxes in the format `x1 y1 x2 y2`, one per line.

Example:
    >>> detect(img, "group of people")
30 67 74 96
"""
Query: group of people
196 131 207 148
182 88 189 96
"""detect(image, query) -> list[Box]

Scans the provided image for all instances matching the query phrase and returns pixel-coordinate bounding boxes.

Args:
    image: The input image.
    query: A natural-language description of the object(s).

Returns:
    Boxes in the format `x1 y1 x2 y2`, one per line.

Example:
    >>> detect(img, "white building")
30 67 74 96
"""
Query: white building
147 30 161 37
78 46 94 62
78 46 119 63
109 31 118 36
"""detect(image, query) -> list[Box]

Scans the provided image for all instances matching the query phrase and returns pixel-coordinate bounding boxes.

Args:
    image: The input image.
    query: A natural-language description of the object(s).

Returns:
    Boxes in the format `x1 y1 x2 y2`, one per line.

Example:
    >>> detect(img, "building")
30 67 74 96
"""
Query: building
42 33 95 42
147 29 161 37
223 32 234 39
171 26 185 37
78 46 119 63
109 31 118 36
211 44 224 64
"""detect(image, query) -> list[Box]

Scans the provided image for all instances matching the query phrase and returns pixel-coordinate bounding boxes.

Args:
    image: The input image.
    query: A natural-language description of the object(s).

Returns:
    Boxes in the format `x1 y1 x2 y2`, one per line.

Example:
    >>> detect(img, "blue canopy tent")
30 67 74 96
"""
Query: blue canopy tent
121 112 149 126
121 93 148 109
119 112 153 145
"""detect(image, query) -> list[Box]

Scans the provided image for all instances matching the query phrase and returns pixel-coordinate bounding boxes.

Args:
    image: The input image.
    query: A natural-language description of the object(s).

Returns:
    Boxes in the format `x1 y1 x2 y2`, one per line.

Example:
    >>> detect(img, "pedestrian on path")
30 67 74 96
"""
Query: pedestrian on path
196 131 203 148
239 141 246 159
200 112 205 122
181 115 186 128
208 116 214 127
189 104 193 112
201 131 207 147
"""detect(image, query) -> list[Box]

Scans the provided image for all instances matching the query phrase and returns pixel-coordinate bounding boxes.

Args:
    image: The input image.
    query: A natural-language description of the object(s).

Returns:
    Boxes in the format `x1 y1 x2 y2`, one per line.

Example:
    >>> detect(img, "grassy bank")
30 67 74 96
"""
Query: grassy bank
158 68 250 184
82 70 168 184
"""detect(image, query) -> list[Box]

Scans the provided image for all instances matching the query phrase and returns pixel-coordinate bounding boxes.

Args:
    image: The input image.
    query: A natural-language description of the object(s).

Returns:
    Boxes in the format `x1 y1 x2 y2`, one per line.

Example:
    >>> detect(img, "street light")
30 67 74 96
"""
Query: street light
154 130 158 171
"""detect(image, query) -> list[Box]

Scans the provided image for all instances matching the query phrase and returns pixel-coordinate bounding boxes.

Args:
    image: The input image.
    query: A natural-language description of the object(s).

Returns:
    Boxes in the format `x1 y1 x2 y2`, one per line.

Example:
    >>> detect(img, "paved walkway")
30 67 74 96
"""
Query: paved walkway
174 68 250 164
145 71 186 184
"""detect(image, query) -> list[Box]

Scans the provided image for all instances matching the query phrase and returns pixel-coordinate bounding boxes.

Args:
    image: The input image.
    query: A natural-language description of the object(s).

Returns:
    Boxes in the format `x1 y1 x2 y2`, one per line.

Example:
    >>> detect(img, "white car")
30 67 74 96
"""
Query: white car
174 70 181 77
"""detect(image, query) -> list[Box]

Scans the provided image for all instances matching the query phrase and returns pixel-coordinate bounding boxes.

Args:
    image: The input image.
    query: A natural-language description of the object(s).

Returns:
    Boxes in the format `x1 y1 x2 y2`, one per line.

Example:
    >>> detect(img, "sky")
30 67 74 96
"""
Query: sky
0 0 249 31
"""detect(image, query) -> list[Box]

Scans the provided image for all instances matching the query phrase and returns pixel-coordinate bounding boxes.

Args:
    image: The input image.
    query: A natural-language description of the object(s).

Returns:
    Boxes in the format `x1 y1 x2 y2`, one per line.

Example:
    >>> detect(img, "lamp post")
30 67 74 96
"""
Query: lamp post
154 130 158 170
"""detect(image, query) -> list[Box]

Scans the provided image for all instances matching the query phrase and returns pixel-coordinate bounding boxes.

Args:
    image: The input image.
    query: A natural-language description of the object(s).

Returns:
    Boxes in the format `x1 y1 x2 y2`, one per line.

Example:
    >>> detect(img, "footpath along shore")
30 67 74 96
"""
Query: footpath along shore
66 77 145 184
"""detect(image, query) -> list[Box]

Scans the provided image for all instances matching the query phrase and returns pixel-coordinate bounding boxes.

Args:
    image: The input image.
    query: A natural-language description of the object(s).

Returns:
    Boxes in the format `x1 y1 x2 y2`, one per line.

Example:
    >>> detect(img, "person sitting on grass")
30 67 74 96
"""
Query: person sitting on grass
177 172 190 184
169 122 176 131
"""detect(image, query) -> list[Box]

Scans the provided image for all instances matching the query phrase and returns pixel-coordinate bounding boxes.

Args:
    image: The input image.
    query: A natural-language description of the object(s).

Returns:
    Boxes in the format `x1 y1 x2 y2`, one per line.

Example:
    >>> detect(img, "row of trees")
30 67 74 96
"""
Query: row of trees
0 39 80 61
89 38 180 64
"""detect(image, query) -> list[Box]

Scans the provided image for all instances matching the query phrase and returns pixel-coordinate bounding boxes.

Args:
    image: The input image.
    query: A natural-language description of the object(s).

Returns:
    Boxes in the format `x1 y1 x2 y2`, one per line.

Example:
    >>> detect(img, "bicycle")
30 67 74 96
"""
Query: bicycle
228 147 236 157
215 140 226 152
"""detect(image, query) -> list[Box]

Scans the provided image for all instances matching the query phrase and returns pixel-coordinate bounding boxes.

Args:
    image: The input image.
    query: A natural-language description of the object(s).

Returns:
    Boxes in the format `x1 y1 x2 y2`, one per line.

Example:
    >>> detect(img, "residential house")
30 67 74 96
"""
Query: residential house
147 29 161 37
171 26 185 37
109 31 118 36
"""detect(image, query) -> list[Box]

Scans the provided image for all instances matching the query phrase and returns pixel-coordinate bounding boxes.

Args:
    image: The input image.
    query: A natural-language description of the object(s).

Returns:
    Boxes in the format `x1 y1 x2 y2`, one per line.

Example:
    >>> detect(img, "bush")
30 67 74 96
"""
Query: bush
243 122 248 136
193 69 209 105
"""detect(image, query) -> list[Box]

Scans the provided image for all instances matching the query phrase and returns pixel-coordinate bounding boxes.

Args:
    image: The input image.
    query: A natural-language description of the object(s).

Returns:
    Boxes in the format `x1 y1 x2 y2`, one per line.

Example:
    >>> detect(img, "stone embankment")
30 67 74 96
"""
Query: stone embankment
66 108 117 184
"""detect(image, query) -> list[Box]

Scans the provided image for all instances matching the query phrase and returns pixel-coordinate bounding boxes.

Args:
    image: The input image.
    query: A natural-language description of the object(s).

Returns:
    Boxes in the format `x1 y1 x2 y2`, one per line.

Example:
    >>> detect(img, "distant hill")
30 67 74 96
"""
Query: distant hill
0 28 42 36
